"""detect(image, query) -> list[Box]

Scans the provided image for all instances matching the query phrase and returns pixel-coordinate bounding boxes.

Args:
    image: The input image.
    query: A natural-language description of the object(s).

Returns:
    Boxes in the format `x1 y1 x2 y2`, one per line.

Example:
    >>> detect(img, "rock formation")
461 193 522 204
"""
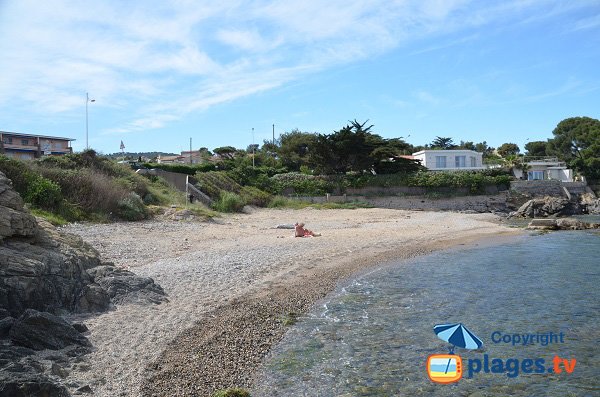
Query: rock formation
509 196 583 218
0 172 167 395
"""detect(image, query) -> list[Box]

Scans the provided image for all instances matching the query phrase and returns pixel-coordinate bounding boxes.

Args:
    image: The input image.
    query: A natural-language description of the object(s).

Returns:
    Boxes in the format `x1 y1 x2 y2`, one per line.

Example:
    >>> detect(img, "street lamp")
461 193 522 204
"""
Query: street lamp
86 92 95 150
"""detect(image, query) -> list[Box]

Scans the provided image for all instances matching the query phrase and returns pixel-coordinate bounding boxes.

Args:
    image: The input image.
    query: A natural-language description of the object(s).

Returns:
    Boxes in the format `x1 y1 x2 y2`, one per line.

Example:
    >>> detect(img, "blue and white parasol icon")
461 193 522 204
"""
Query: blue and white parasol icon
433 323 483 354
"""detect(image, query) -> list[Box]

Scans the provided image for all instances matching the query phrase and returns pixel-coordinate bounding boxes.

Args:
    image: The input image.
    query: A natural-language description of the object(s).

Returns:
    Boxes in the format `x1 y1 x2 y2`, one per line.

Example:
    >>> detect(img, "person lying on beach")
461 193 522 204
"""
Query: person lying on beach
294 222 321 237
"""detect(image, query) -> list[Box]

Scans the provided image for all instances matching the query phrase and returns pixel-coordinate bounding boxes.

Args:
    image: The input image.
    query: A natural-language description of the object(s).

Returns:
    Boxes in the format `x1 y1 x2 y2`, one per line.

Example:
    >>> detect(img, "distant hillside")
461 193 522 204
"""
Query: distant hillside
105 151 177 160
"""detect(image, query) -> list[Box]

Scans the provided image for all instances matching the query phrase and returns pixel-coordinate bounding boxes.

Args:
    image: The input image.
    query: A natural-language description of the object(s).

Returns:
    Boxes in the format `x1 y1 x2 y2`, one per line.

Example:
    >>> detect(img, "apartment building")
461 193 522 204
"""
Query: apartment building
0 131 74 160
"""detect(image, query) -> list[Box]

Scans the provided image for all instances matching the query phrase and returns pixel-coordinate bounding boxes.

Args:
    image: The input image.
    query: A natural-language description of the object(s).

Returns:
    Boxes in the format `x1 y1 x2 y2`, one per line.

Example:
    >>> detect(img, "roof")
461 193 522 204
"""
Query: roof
412 149 482 156
1 130 75 141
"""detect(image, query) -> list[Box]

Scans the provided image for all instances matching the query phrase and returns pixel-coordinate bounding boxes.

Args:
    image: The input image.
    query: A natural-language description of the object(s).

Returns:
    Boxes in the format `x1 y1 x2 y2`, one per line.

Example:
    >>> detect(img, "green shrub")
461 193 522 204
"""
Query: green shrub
212 388 250 397
212 192 245 213
117 193 149 220
240 186 271 206
270 173 333 195
142 162 217 175
24 176 62 210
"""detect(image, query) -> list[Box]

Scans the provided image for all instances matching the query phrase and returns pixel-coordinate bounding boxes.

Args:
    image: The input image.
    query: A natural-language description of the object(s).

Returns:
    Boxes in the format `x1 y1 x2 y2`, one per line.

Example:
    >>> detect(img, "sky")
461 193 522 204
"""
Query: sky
1 0 599 155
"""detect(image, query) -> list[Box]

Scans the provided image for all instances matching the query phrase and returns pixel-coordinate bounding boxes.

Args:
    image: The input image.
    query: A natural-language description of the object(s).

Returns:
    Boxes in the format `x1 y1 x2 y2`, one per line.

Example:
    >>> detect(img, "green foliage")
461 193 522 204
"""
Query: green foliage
430 136 455 149
524 141 548 157
117 193 149 221
142 162 217 175
195 171 243 199
406 170 512 194
277 129 317 171
28 208 69 226
270 173 333 195
212 388 250 397
0 152 189 222
0 156 63 210
497 143 520 157
240 186 271 207
212 192 245 213
547 116 600 182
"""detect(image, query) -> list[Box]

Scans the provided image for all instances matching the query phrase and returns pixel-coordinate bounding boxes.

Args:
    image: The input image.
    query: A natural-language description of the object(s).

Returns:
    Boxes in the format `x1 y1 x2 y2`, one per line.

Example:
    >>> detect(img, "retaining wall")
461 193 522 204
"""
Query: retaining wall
290 192 509 213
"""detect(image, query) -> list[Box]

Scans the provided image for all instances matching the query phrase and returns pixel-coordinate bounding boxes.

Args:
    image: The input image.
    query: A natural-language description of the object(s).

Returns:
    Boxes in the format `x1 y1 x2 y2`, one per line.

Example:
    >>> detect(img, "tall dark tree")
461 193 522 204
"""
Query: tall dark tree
547 117 600 181
431 136 455 149
524 141 548 157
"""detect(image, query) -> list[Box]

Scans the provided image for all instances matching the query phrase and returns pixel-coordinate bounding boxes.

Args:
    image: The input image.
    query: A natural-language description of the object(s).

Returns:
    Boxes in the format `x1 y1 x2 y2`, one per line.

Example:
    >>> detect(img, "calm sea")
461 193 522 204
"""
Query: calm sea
253 230 600 397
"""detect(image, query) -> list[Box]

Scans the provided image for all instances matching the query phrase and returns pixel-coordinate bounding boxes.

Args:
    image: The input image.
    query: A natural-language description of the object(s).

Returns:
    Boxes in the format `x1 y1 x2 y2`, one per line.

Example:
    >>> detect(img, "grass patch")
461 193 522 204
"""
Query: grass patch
281 312 299 326
212 388 251 397
28 208 69 226
268 196 372 210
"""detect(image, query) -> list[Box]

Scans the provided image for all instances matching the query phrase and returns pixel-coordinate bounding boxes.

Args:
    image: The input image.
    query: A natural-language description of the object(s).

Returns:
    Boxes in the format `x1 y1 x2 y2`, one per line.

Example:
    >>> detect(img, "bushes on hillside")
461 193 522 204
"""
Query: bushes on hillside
142 162 217 175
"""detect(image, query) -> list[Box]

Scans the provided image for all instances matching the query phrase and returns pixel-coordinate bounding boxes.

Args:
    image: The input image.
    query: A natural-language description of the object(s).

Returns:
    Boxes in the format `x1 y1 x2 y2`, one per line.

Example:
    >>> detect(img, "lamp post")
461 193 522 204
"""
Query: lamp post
86 92 95 150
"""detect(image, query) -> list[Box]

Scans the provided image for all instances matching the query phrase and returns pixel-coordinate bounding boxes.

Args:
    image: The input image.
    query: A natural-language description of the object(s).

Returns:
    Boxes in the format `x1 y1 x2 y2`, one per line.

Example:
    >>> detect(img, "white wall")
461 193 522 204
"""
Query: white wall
412 150 483 170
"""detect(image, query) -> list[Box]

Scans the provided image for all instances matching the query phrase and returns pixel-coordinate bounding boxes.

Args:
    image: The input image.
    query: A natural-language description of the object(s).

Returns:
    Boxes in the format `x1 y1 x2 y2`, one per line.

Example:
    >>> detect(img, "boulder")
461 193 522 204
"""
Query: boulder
0 316 14 338
92 267 167 305
510 196 582 218
9 309 91 350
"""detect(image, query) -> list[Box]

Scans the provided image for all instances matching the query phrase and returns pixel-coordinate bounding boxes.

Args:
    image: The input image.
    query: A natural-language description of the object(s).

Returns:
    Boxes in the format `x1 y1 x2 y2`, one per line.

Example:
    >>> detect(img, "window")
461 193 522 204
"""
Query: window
455 156 466 168
470 157 477 167
3 137 12 144
21 139 29 145
528 171 545 180
435 156 447 168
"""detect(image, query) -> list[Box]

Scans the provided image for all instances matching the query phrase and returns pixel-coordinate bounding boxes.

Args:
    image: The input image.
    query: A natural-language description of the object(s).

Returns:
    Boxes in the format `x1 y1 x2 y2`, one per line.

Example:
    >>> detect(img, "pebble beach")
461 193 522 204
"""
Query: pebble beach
63 208 521 396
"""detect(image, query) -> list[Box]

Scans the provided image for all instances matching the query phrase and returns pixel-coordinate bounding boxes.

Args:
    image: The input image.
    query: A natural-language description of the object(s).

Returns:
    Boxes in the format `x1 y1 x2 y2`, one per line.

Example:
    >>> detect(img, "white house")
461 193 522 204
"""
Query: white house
412 150 485 171
513 157 573 182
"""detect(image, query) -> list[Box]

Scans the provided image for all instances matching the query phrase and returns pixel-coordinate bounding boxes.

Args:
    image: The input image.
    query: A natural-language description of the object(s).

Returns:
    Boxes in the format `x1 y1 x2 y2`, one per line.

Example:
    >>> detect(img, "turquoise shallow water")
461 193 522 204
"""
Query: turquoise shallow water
253 231 600 397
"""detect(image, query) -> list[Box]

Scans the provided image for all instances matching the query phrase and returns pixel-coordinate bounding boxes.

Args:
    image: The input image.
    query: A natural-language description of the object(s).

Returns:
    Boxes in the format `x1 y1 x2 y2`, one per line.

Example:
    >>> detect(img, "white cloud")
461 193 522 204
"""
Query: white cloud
0 0 595 134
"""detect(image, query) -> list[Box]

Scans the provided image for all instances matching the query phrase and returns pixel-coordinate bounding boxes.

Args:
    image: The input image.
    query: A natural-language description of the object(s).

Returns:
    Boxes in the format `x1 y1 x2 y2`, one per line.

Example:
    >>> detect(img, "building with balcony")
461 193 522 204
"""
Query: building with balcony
412 150 485 171
0 131 74 160
513 157 573 182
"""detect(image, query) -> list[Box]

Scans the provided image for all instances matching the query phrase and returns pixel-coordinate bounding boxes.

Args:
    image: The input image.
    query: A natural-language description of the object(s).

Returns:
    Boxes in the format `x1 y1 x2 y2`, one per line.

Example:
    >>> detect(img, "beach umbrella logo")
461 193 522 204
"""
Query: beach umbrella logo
427 323 483 384
433 323 483 353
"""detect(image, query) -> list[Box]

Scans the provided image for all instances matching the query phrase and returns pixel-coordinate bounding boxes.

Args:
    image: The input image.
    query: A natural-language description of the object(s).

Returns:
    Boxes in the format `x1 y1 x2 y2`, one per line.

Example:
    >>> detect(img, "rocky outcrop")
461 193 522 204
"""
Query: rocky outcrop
527 218 600 230
9 310 91 351
580 193 600 214
509 196 583 218
0 171 167 395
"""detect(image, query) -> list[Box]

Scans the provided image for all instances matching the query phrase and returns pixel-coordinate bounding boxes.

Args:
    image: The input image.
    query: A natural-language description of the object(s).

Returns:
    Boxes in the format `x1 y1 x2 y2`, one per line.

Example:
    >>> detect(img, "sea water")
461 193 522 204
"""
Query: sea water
253 231 600 397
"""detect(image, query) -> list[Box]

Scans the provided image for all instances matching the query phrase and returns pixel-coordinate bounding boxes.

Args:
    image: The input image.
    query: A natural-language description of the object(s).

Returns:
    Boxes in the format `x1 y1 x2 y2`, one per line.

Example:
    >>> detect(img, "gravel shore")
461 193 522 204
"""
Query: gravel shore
63 208 520 396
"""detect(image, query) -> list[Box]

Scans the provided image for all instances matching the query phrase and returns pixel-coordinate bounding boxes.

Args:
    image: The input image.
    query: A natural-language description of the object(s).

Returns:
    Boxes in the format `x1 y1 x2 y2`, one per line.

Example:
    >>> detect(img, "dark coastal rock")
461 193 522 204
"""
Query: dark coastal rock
0 371 70 397
9 310 91 351
0 316 14 338
510 196 582 218
0 172 170 395
71 323 88 333
92 267 167 305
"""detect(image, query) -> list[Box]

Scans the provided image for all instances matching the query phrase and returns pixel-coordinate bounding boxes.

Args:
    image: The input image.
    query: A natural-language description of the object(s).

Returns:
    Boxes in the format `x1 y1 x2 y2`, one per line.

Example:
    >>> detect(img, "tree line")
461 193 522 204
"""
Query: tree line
140 116 600 182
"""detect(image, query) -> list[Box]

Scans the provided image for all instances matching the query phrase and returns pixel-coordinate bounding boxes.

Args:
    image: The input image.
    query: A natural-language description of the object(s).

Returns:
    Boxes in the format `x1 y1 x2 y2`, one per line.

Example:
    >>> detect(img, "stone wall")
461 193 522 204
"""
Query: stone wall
291 192 509 213
509 180 566 197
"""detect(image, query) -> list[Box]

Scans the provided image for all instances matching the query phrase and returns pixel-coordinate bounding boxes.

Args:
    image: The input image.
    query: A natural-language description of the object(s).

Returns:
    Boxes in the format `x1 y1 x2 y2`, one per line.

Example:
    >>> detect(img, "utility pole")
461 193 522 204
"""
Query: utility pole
85 92 95 150
189 137 192 164
252 127 255 168
272 124 275 146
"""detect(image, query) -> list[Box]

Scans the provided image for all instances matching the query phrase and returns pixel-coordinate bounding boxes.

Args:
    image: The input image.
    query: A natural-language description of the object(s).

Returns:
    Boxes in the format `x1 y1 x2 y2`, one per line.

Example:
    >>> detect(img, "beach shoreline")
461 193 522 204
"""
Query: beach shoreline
63 208 522 396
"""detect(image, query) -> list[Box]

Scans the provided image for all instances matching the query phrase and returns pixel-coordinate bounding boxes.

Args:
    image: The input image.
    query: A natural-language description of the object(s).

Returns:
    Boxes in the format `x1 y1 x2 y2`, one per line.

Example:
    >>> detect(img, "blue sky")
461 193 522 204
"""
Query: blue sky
1 0 599 154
